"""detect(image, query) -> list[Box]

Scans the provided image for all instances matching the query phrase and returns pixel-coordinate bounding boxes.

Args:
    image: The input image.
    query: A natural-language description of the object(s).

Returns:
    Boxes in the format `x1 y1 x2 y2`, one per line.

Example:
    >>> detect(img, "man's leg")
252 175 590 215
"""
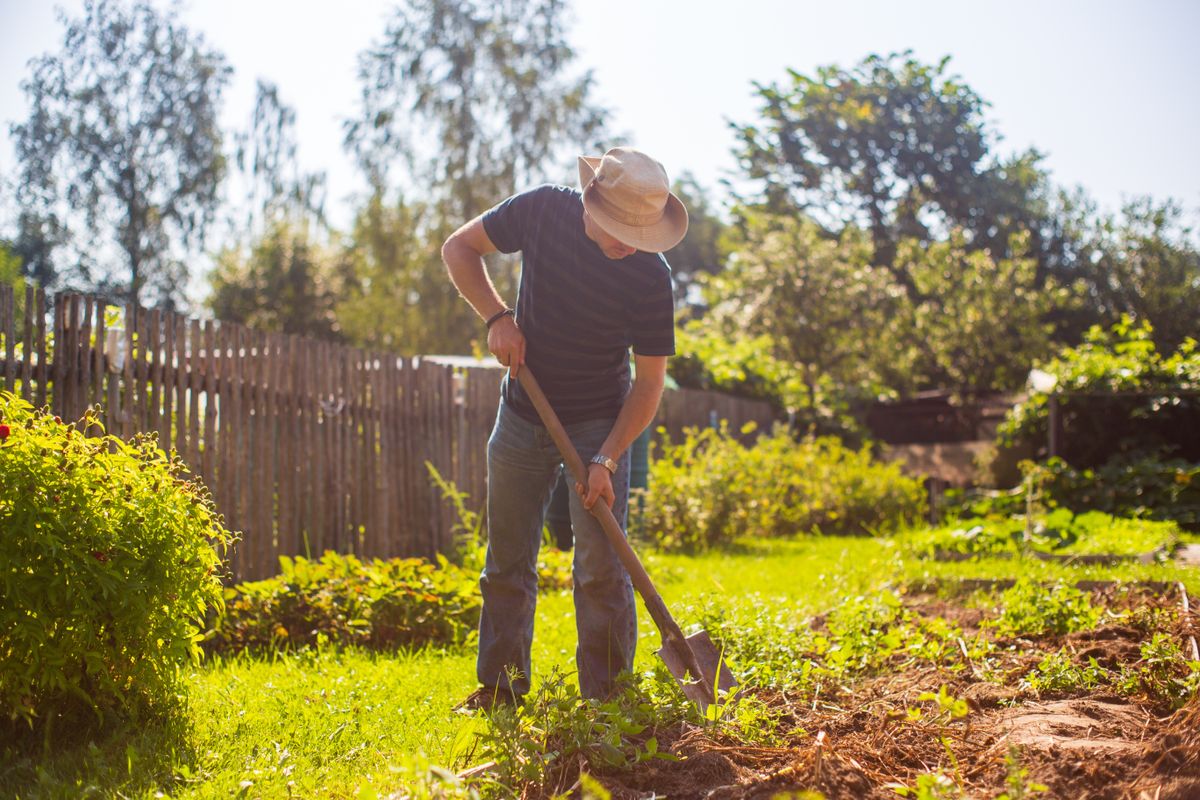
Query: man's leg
477 402 559 697
566 418 636 699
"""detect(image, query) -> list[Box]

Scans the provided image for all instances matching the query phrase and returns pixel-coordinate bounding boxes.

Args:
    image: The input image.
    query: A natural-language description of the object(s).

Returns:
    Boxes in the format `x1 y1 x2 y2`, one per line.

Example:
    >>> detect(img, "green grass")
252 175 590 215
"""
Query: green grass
898 512 1183 560
3 534 1195 799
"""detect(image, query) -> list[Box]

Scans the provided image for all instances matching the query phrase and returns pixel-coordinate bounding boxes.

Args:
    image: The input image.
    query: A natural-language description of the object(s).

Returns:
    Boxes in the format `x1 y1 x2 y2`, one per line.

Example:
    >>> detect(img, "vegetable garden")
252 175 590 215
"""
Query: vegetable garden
3 368 1199 798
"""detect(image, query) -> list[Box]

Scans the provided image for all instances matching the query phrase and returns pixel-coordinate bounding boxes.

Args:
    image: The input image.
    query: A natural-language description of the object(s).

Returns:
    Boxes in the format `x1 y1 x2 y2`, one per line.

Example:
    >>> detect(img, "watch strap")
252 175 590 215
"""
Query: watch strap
589 454 618 474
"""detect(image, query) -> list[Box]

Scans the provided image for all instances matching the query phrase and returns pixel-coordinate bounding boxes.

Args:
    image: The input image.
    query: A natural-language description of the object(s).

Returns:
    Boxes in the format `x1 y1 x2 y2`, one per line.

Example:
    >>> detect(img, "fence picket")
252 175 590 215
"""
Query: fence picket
0 289 776 581
2 287 14 393
22 286 36 401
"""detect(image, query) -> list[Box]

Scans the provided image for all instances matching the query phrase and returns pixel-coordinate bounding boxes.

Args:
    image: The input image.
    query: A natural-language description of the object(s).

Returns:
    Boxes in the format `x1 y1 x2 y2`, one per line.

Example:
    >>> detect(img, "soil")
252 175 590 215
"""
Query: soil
570 588 1200 800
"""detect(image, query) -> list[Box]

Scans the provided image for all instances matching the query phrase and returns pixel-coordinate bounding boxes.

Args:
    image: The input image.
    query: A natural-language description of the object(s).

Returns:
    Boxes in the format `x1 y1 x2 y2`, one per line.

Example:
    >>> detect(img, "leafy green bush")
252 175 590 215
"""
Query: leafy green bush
904 510 1179 559
638 423 926 550
953 456 1200 531
670 325 868 441
208 551 481 653
996 318 1200 469
0 393 232 735
1033 456 1200 531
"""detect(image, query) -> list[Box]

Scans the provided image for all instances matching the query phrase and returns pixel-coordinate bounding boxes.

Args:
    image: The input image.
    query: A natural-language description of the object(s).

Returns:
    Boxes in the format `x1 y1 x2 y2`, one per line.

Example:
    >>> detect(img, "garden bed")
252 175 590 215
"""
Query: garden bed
501 585 1199 799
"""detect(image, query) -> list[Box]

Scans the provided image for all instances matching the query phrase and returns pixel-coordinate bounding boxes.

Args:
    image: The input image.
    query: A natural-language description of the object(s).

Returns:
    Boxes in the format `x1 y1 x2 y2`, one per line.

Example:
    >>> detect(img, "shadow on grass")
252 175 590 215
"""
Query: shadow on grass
0 706 198 798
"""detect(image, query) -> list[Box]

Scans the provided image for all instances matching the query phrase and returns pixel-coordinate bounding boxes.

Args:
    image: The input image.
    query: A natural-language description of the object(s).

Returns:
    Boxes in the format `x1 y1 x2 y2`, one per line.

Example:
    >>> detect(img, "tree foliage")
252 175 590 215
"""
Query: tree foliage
225 80 327 241
345 0 608 221
206 219 343 340
663 174 730 305
897 232 1063 394
706 212 901 401
10 0 230 307
335 193 481 355
1066 197 1200 353
732 52 1066 301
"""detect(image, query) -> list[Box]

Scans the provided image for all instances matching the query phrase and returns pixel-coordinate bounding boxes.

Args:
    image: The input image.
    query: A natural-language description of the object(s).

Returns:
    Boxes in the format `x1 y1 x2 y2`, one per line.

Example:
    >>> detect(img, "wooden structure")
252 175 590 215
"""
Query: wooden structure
0 286 776 580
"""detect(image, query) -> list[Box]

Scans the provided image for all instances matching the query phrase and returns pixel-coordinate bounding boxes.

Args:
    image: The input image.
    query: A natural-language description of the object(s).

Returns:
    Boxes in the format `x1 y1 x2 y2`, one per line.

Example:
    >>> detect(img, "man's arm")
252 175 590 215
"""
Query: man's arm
579 353 667 510
441 216 525 373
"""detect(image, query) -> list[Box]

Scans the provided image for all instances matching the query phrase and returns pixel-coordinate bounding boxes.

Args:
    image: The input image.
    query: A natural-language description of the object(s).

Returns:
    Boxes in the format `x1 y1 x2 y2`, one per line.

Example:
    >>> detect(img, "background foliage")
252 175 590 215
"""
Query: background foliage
638 422 926 550
0 393 232 738
208 551 482 654
997 318 1200 468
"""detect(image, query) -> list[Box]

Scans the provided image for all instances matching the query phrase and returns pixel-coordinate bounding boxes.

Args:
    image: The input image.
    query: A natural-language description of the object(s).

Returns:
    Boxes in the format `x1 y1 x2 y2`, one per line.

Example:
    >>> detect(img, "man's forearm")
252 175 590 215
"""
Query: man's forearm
599 375 663 462
442 238 506 321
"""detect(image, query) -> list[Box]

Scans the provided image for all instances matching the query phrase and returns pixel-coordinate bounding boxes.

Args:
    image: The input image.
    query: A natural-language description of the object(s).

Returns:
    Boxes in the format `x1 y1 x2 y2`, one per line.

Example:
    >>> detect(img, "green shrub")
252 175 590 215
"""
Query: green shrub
995 318 1199 471
669 325 868 441
953 456 1200 531
639 423 926 550
1036 456 1200 531
0 393 232 735
905 510 1179 559
208 551 481 653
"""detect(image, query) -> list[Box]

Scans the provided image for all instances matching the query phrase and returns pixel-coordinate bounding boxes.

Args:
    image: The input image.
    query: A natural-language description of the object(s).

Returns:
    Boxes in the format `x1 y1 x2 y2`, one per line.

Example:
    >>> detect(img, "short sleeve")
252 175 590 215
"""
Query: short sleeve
631 256 676 356
481 185 552 254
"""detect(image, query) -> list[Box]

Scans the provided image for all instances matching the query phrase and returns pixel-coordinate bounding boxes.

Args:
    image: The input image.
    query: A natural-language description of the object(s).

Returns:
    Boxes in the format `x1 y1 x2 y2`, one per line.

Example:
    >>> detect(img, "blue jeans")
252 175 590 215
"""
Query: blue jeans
477 400 636 699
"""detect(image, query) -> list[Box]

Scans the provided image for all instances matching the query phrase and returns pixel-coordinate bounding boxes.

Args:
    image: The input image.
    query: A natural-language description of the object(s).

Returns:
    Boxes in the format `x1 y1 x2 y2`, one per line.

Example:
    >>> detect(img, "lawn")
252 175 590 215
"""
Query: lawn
3 534 1197 798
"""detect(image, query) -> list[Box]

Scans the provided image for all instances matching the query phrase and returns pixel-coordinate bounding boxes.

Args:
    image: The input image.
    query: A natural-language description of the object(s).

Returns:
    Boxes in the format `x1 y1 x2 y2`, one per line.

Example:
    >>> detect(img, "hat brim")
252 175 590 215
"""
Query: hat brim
577 155 689 253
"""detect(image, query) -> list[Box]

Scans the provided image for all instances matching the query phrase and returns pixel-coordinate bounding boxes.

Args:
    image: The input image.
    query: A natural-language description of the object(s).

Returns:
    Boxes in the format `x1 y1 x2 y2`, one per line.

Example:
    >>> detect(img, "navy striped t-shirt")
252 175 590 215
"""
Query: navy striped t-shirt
482 184 676 425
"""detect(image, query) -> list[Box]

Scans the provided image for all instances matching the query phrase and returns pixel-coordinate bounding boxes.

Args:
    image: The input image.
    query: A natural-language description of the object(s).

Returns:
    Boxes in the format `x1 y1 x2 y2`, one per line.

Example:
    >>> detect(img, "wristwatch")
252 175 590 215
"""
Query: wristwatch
589 454 618 474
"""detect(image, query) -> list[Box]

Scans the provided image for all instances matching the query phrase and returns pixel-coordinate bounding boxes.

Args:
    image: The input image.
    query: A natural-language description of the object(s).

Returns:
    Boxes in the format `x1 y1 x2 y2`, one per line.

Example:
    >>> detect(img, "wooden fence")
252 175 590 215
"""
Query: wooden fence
0 286 775 580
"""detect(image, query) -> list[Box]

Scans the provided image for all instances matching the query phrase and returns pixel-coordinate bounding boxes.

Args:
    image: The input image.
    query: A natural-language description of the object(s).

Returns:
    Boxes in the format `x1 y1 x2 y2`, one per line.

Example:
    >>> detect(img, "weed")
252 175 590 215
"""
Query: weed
428 463 486 571
906 686 969 725
473 670 686 793
995 746 1048 799
1020 649 1107 696
891 769 963 799
989 580 1101 638
1117 633 1200 709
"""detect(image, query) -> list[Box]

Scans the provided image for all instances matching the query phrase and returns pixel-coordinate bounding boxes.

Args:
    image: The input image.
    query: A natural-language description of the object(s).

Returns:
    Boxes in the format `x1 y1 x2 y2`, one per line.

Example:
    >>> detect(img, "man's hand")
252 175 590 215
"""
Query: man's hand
488 315 526 375
577 463 615 511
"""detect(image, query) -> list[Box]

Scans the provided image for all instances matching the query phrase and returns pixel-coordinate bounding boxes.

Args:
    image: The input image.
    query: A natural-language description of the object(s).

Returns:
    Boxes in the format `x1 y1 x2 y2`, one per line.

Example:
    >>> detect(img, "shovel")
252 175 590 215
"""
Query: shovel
515 367 737 711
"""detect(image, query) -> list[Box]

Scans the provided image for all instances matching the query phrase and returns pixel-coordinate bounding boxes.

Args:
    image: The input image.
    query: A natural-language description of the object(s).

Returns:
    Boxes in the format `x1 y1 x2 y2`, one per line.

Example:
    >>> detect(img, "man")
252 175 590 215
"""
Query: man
441 146 687 707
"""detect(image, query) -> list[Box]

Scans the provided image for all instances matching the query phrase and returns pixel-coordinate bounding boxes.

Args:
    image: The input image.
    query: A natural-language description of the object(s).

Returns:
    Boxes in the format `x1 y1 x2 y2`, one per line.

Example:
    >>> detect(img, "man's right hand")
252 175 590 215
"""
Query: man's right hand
488 315 526 376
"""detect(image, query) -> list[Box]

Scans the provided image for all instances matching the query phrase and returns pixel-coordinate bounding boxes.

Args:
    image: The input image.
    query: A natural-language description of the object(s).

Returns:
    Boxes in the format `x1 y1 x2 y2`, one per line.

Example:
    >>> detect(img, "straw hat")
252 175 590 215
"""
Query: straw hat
577 147 688 253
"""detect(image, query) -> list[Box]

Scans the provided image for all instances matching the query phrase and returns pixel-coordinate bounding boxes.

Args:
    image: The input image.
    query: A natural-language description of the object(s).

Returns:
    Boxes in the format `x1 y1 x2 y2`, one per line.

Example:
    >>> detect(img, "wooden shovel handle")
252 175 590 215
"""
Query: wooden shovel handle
514 368 705 680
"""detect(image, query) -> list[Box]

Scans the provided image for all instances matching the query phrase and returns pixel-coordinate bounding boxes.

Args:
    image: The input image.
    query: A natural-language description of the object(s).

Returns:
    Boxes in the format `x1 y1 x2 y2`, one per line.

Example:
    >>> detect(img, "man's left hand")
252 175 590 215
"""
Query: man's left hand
577 463 615 511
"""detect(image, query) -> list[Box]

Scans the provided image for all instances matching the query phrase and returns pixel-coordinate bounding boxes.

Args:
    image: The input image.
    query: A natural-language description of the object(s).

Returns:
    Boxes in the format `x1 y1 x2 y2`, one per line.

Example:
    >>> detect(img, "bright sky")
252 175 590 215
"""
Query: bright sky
2 0 1199 237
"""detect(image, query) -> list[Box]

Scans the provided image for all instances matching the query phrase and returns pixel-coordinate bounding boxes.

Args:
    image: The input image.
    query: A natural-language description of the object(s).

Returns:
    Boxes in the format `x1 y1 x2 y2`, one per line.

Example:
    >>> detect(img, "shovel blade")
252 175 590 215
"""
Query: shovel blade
656 630 738 711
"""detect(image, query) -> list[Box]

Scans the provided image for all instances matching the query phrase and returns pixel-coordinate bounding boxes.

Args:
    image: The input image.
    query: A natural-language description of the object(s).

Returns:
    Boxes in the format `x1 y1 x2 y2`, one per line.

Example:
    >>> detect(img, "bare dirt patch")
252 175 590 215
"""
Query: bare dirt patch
580 589 1200 800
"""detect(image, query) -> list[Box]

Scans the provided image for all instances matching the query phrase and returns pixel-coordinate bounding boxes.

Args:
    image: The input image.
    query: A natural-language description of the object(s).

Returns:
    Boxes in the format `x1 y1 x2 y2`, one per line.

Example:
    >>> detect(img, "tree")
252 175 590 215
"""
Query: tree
663 174 730 307
732 52 1066 300
206 219 343 340
345 0 608 222
225 80 327 241
706 212 904 406
0 242 28 325
898 232 1065 395
335 193 480 355
11 0 230 308
1068 198 1200 352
